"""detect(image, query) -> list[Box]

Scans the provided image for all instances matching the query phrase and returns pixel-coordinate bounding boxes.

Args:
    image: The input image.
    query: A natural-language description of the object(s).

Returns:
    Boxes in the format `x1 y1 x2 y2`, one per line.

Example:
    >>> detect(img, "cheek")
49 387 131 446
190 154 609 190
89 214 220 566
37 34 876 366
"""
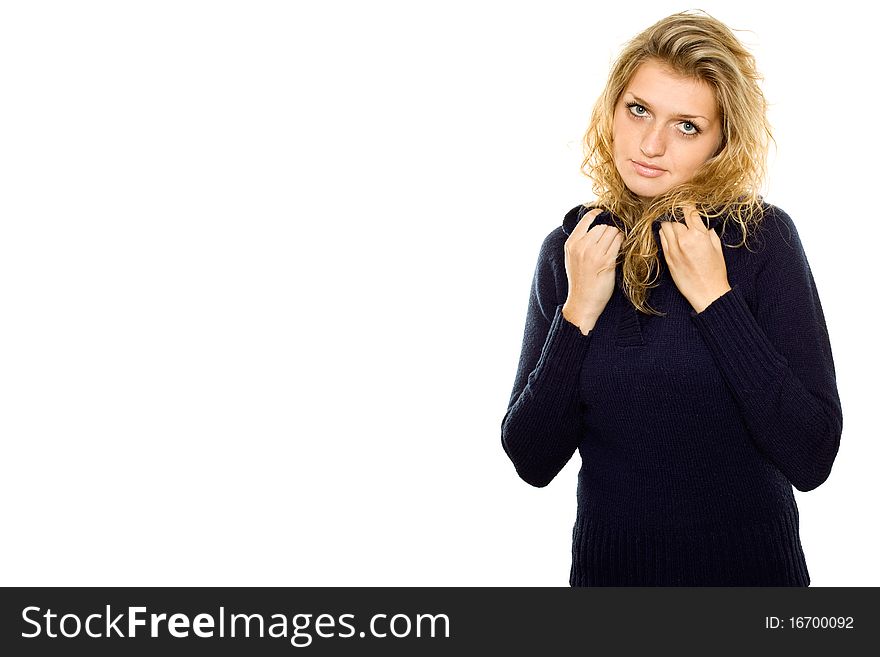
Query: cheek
671 149 703 174
613 115 630 141
611 117 631 156
681 146 716 173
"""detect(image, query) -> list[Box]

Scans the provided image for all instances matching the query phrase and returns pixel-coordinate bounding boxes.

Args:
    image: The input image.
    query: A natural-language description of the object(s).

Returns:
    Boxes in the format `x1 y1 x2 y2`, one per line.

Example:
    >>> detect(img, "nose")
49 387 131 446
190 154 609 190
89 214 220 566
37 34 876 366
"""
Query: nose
640 125 665 158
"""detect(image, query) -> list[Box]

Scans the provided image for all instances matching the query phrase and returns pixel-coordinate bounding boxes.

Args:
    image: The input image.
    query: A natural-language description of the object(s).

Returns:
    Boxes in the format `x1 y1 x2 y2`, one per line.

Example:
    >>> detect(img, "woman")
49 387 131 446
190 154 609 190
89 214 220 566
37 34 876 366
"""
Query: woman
501 10 842 586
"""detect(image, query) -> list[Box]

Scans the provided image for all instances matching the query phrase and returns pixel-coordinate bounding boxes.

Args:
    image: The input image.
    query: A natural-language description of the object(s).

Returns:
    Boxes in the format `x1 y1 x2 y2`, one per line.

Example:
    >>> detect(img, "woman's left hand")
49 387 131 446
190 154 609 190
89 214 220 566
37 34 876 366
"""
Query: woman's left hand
658 203 732 313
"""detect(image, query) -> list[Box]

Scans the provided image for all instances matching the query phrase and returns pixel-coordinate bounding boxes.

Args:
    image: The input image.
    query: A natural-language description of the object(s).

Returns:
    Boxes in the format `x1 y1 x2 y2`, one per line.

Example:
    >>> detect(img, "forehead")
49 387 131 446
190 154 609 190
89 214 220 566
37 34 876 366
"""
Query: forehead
624 59 717 119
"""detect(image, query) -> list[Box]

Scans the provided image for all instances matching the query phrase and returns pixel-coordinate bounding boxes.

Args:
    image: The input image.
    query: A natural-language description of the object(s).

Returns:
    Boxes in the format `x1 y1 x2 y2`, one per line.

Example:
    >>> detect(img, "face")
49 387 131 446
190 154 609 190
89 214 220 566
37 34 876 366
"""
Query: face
612 59 723 201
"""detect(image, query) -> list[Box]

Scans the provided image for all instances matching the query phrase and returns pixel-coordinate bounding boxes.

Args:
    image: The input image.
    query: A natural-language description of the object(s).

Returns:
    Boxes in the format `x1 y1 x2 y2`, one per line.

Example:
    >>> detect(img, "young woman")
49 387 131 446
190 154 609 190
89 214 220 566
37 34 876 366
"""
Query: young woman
501 10 842 586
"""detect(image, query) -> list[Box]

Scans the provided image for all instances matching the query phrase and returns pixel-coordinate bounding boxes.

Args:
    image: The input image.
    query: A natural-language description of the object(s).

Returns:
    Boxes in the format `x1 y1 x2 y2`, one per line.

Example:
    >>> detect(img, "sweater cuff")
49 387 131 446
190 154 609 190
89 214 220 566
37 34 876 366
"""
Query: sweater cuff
528 304 593 398
689 285 788 394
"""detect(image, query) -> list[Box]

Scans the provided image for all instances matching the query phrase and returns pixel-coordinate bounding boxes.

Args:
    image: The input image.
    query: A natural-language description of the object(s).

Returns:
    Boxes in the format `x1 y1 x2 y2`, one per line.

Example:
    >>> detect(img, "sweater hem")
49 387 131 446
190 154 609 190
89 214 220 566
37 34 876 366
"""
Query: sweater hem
568 503 810 587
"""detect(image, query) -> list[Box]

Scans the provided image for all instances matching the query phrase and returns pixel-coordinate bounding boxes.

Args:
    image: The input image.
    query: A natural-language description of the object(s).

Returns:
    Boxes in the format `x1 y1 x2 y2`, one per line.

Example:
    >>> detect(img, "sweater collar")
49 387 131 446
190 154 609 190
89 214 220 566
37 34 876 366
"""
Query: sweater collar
562 204 726 236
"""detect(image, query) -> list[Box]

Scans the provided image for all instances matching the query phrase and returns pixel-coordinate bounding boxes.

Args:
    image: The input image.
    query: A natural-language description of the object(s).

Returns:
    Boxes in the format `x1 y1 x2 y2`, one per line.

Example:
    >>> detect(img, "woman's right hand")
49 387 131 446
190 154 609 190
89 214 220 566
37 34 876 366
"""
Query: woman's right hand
561 208 624 333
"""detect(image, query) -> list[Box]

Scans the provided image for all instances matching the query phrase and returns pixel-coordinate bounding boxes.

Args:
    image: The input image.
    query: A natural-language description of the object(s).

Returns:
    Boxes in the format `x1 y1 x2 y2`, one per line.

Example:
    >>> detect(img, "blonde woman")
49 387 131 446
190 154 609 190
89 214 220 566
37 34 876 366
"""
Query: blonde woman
501 10 842 586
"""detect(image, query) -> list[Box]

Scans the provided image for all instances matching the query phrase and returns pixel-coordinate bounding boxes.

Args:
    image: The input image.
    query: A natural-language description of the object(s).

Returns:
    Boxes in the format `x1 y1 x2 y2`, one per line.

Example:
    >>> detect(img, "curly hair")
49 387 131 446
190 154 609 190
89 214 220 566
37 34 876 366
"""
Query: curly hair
581 9 775 315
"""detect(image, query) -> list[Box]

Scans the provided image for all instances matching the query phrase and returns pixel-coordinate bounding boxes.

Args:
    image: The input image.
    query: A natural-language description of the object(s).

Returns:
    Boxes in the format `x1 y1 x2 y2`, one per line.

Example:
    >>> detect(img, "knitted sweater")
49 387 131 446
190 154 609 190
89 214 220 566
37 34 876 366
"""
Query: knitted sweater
501 202 843 586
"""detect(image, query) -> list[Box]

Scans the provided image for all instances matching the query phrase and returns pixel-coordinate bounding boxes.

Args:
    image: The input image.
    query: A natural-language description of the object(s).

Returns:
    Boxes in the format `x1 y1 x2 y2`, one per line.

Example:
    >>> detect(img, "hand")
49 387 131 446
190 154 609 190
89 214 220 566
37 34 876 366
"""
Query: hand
658 203 732 313
562 208 624 331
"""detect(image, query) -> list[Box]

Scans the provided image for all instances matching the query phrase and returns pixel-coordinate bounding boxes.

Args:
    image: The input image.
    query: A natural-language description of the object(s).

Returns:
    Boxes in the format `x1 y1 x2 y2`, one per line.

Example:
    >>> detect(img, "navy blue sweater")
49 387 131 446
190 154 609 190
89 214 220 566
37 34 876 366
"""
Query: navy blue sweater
501 202 843 586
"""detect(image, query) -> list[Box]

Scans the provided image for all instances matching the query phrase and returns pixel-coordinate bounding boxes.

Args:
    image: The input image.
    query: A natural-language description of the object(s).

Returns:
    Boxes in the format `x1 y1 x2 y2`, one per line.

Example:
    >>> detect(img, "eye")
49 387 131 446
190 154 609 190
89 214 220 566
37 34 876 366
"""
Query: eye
626 102 647 117
625 101 703 138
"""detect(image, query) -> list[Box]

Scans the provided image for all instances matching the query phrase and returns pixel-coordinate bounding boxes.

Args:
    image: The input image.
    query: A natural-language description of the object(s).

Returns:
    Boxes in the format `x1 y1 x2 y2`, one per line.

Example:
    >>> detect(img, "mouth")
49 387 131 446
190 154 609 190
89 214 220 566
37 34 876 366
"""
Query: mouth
631 160 666 178
632 160 664 171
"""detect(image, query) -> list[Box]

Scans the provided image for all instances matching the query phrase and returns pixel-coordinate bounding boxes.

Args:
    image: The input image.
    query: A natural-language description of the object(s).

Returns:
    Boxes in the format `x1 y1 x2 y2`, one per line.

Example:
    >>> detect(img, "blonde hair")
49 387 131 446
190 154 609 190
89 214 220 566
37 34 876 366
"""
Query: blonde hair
581 9 774 315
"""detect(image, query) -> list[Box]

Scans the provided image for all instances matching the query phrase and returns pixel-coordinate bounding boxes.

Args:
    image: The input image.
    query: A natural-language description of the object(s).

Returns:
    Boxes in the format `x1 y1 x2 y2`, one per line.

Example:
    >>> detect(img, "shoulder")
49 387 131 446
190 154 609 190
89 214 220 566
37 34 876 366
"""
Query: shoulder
534 224 568 297
755 201 799 247
748 202 816 288
751 202 808 263
536 202 597 271
539 224 568 262
527 207 583 315
536 202 588 268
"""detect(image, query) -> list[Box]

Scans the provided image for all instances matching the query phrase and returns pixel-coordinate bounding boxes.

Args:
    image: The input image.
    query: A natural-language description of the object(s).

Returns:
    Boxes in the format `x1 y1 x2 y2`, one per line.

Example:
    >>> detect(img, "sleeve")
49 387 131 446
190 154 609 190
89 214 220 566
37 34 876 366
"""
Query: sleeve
689 206 843 492
501 231 593 488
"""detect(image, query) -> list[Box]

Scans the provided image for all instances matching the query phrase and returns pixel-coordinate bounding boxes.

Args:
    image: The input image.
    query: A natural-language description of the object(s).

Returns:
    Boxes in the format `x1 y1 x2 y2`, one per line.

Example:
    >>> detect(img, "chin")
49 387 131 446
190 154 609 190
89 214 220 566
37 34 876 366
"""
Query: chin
622 175 668 200
616 163 659 198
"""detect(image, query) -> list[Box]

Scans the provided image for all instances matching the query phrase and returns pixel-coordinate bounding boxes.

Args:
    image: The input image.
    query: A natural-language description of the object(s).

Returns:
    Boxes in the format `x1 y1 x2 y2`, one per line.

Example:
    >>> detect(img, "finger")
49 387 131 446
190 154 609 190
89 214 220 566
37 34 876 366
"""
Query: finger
585 224 610 246
659 224 674 254
663 217 685 237
572 207 604 238
597 225 622 254
606 229 625 256
683 203 708 233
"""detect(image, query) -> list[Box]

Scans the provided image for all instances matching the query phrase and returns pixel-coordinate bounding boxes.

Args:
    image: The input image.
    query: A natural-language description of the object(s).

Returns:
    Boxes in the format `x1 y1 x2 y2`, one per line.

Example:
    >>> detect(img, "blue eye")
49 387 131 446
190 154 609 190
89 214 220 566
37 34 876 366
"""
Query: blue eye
627 103 648 117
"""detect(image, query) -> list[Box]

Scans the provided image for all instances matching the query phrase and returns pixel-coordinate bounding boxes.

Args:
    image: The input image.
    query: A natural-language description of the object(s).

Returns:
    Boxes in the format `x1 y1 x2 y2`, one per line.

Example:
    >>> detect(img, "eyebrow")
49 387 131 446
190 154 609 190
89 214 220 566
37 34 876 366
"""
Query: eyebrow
626 94 708 122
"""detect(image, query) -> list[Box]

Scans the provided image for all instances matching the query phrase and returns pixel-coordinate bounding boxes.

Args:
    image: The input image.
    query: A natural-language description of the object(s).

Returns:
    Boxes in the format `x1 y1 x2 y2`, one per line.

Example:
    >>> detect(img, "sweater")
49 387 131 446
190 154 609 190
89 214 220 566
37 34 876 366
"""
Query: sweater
501 202 843 586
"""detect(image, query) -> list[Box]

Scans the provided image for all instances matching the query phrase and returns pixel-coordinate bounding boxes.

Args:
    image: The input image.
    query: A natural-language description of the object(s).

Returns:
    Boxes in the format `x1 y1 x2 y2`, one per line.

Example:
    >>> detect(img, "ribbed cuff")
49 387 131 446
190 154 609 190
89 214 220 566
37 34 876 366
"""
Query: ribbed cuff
689 285 788 395
528 304 593 400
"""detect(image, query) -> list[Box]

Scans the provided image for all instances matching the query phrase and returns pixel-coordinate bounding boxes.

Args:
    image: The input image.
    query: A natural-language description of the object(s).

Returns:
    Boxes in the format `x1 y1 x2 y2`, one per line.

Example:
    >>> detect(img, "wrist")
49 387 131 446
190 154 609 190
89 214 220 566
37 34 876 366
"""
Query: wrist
562 302 599 334
694 284 733 314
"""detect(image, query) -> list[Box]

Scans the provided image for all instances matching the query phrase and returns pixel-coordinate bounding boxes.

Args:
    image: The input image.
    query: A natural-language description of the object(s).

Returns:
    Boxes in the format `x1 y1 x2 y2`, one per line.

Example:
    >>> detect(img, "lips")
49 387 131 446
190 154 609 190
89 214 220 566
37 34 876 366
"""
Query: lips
632 160 664 171
631 160 666 178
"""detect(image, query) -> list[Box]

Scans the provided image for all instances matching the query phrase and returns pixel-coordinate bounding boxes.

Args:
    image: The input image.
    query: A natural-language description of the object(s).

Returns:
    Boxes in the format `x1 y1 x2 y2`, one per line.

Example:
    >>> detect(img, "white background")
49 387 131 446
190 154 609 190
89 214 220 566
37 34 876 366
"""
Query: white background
1 0 875 586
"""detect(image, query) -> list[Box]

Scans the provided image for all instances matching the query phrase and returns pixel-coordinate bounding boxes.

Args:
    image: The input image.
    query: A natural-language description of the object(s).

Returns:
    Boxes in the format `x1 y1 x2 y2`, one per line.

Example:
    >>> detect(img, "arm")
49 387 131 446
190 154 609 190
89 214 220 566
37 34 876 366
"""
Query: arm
501 230 593 488
689 206 843 491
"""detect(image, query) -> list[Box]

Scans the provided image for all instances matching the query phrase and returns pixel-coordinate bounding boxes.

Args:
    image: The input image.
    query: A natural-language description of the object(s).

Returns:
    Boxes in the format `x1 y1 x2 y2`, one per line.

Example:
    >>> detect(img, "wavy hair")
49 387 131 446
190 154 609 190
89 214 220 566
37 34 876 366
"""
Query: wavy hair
581 9 775 315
